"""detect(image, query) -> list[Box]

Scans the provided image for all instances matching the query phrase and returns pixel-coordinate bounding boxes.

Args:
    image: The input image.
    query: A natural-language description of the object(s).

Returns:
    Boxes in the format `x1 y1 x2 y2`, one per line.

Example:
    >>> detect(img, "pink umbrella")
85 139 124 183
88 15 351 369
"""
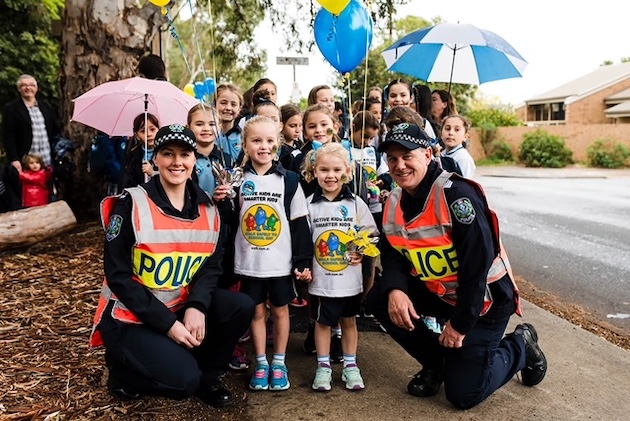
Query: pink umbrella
71 77 198 137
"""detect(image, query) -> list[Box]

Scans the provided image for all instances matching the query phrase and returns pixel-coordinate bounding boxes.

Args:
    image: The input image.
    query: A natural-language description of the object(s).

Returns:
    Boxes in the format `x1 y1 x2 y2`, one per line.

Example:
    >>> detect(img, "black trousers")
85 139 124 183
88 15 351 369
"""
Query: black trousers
100 289 255 399
366 278 526 409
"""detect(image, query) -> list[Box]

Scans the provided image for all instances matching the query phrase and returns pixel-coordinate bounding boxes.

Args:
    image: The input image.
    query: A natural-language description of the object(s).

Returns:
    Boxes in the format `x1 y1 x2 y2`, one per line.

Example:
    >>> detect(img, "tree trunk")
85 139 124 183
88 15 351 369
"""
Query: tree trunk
60 0 164 220
0 201 77 251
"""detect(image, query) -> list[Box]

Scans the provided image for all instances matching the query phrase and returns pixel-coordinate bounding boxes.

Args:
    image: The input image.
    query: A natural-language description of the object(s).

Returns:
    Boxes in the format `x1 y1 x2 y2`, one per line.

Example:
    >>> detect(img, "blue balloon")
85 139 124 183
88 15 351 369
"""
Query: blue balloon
204 77 216 97
194 81 206 100
314 0 373 74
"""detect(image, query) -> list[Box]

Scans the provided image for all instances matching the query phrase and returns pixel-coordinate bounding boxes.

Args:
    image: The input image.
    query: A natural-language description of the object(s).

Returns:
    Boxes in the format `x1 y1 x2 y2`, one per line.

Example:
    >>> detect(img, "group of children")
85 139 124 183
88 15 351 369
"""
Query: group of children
107 76 477 393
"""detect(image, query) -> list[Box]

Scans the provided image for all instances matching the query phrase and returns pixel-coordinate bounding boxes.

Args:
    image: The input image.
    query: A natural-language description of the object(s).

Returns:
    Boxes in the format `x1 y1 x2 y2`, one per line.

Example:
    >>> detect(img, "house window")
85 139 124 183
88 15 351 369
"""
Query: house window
530 103 565 122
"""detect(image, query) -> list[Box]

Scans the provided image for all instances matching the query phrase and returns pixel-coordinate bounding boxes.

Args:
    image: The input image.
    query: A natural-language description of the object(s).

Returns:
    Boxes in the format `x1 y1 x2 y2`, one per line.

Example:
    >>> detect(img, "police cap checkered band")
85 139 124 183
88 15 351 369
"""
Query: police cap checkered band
154 124 197 152
378 123 431 153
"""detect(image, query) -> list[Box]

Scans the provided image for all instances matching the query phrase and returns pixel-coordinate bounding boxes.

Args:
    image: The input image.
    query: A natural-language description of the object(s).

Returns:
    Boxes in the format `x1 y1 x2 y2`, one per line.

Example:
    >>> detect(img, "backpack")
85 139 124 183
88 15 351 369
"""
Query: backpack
90 133 128 182
53 137 76 182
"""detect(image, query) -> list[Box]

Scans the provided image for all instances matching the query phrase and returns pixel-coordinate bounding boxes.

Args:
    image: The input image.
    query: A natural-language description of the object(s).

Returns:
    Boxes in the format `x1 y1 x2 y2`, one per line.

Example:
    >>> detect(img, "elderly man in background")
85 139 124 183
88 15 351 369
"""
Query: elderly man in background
1 74 59 210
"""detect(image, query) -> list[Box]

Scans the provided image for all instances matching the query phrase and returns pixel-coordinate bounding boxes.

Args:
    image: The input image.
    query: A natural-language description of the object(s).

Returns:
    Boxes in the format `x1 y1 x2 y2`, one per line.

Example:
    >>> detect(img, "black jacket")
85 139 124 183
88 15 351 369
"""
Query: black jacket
2 98 59 163
103 176 227 334
378 161 515 334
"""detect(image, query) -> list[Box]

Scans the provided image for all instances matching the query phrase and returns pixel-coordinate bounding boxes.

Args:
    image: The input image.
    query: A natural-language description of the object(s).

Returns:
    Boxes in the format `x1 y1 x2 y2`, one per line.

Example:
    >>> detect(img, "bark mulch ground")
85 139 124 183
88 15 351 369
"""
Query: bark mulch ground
1 222 628 420
0 222 250 420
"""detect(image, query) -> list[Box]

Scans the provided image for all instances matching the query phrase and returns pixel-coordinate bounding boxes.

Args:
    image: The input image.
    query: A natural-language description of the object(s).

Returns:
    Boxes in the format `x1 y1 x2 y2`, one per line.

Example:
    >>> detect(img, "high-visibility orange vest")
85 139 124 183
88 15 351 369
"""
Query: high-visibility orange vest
89 186 221 348
382 172 521 316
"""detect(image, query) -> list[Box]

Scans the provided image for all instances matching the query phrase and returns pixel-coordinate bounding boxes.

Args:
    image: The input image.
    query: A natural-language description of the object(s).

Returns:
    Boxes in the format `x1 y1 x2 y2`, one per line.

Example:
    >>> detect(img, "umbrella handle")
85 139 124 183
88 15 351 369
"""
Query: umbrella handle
144 95 149 163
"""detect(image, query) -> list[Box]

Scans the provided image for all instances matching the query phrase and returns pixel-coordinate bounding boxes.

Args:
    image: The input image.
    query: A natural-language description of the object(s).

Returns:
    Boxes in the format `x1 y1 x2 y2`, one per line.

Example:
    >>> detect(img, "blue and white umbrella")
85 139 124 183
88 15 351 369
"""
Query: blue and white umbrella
382 22 527 90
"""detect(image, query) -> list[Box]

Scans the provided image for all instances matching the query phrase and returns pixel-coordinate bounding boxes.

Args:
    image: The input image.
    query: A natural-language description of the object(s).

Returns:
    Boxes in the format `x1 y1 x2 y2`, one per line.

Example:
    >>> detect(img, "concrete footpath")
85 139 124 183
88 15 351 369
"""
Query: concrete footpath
240 167 630 420
240 300 630 420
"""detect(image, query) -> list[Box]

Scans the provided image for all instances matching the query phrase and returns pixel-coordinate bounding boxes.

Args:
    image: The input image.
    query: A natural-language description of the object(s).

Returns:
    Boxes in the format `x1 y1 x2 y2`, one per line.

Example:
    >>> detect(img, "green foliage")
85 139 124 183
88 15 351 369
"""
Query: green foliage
489 140 514 162
168 0 266 90
467 107 522 128
586 138 630 168
42 0 64 20
0 0 60 108
518 129 573 168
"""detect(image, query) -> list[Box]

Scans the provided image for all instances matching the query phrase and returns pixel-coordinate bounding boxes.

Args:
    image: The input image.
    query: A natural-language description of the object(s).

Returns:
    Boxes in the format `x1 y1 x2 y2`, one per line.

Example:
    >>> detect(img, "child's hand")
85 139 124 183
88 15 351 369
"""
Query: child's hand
347 252 363 266
141 161 154 176
379 189 390 203
212 184 233 202
294 267 312 283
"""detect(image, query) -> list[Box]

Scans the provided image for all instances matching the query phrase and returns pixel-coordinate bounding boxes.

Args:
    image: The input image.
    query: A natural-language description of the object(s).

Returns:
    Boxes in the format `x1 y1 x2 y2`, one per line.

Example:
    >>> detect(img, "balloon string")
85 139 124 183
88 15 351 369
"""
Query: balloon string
206 0 218 83
166 7 194 79
186 1 224 167
204 0 223 165
188 0 208 82
345 74 359 216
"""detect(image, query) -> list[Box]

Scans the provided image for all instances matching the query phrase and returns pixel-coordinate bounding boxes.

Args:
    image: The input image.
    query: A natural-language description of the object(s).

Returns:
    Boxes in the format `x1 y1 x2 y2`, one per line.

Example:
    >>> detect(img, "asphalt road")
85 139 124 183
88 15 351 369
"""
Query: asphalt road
475 167 630 334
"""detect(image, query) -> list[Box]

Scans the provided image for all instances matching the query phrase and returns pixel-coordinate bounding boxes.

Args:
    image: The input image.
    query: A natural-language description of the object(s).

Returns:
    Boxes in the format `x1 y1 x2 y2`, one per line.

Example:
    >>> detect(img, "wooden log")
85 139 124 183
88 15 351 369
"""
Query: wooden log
0 201 77 251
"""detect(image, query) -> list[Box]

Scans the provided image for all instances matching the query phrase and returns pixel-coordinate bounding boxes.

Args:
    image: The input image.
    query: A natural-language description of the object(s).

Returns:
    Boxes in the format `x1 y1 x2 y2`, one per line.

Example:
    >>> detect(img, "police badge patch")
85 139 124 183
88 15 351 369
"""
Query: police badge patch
450 198 475 224
106 214 123 241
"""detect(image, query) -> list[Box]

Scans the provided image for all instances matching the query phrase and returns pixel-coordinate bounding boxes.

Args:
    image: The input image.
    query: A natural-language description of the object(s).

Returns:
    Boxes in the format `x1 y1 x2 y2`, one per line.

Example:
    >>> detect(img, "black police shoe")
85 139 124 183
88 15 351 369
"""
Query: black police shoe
513 323 547 386
107 372 142 400
197 384 233 408
407 367 443 397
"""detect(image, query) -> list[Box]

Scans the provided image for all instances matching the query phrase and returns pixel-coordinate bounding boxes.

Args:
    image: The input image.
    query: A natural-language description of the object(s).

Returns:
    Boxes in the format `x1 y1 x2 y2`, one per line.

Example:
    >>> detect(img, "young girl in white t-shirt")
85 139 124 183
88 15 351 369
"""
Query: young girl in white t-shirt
302 142 378 392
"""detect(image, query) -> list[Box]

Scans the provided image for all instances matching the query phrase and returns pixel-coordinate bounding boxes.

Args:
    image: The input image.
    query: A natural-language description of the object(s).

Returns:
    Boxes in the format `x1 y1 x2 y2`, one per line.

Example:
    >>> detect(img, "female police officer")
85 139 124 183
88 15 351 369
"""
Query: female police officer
366 123 547 409
89 124 255 407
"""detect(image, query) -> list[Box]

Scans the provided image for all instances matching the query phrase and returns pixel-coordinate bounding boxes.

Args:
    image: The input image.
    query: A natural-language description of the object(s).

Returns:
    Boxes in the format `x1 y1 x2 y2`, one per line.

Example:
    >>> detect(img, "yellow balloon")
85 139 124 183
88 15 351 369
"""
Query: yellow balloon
183 84 195 97
317 0 351 15
149 0 170 6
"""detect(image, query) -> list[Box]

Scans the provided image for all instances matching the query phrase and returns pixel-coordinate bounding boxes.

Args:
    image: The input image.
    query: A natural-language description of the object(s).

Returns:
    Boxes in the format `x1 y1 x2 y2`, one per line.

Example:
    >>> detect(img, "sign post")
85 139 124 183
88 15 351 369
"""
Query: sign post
276 56 309 83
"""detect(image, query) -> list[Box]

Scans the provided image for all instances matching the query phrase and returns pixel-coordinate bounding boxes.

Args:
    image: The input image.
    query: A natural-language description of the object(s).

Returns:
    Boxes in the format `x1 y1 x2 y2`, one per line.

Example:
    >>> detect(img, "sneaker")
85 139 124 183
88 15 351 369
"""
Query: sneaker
341 365 365 390
249 364 270 391
422 316 442 334
303 324 317 355
289 297 308 307
331 334 344 364
513 323 547 386
269 363 290 391
229 344 250 371
312 365 333 392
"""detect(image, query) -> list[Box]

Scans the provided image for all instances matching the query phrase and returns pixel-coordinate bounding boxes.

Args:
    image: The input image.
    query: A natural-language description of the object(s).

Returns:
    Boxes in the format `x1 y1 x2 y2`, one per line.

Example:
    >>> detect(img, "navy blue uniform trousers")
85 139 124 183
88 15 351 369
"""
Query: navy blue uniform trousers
100 289 254 399
367 278 526 409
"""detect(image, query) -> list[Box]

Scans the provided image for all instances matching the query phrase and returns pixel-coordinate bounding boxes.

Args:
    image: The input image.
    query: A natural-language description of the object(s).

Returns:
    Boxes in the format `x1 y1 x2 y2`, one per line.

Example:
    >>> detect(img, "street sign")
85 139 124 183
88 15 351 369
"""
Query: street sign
276 56 309 66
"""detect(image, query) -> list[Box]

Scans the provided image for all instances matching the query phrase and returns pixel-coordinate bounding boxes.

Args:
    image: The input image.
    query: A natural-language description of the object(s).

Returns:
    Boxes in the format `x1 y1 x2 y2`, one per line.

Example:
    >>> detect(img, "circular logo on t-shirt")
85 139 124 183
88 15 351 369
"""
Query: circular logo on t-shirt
241 204 281 246
315 229 348 272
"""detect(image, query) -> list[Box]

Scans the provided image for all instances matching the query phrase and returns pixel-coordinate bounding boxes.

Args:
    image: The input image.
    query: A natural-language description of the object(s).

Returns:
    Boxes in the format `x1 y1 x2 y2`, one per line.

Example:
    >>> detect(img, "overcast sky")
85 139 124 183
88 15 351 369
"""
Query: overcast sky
265 0 628 106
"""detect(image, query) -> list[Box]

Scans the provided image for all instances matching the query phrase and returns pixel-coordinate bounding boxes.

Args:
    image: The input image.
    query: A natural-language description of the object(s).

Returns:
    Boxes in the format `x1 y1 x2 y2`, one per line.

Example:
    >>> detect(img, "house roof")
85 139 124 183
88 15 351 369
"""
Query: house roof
605 101 630 116
605 87 630 103
526 62 630 105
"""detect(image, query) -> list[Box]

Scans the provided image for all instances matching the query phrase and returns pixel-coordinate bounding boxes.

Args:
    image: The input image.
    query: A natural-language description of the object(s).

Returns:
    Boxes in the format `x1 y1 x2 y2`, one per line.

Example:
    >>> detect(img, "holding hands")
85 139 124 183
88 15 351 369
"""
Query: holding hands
294 267 312 283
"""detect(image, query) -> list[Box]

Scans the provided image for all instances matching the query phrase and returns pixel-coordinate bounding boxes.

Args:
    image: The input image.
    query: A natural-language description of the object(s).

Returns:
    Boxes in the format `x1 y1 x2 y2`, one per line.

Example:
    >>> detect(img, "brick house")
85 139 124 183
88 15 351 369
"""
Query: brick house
469 63 630 162
516 62 630 125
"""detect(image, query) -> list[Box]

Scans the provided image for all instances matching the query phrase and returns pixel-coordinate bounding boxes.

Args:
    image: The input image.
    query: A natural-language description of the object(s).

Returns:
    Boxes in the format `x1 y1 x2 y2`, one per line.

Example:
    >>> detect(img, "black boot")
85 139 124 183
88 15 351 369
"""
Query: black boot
513 323 547 386
407 367 443 397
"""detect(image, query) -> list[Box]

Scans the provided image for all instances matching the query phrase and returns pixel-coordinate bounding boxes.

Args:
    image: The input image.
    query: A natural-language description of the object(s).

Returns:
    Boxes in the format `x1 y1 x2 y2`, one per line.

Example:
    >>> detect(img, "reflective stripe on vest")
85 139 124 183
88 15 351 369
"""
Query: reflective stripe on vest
382 172 521 316
89 187 220 348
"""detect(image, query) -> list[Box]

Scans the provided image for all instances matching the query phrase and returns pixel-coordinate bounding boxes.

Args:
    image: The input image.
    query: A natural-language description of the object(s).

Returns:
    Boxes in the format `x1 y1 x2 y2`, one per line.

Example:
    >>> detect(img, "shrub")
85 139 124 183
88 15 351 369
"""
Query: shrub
467 107 522 128
476 121 497 156
518 129 573 168
489 140 514 162
586 138 630 168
